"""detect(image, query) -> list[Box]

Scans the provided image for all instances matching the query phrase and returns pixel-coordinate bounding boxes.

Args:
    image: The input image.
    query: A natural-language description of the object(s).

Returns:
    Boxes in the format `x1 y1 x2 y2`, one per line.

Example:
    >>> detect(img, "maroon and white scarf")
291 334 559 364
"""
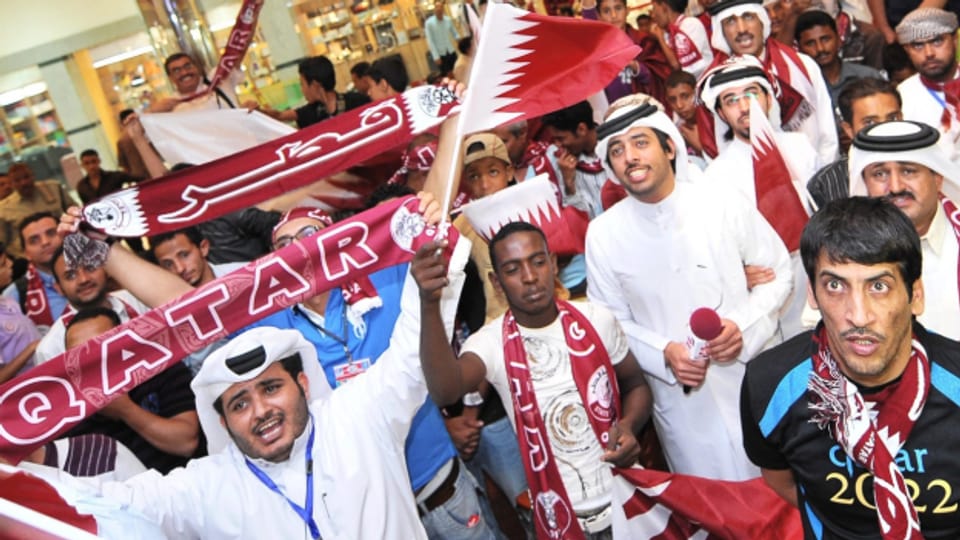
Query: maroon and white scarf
503 301 621 539
0 196 456 463
807 326 928 539
179 0 263 104
919 69 960 131
940 195 960 309
762 40 815 133
667 16 704 69
23 264 54 328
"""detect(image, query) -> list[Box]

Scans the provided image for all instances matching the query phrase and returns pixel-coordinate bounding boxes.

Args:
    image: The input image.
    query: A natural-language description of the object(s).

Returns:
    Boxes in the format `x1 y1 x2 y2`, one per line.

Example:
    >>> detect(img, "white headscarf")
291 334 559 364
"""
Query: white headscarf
594 95 691 184
697 56 782 152
709 0 771 55
191 327 333 455
848 121 960 202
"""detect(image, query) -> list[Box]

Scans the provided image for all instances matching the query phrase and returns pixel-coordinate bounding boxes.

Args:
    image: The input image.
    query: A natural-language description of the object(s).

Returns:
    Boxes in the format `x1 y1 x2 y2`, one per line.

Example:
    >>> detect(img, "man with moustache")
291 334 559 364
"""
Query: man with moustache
31 238 468 539
741 195 960 538
795 10 881 105
846 120 960 339
585 95 793 480
149 53 254 113
895 8 960 163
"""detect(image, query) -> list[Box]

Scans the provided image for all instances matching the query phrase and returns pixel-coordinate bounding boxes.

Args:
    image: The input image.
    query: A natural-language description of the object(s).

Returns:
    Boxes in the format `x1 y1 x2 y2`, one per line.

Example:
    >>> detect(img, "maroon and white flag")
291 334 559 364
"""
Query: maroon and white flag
0 197 457 463
612 467 803 538
750 98 809 252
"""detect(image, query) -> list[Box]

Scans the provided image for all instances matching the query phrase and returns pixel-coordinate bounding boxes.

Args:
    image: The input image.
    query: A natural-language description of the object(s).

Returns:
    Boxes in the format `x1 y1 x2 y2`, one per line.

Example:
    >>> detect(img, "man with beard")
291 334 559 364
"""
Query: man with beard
740 196 960 538
703 0 838 164
0 165 76 257
32 236 468 539
795 10 881 105
33 246 150 363
150 227 245 287
585 95 793 480
895 8 960 163
846 120 960 339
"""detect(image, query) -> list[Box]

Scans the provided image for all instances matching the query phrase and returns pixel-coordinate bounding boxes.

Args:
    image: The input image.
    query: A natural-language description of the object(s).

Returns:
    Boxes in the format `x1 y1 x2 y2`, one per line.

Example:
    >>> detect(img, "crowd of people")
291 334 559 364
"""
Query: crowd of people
2 0 960 538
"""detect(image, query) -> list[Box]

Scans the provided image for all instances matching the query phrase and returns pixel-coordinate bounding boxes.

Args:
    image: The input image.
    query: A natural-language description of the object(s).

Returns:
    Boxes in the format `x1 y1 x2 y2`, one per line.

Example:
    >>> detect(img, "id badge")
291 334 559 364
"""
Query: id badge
333 358 371 387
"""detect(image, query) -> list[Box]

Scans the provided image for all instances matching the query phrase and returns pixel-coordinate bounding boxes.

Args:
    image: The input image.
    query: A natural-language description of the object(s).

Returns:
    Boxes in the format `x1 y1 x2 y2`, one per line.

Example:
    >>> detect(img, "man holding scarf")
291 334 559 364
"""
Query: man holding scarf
585 96 793 481
846 120 960 339
417 220 652 539
740 195 960 539
895 7 960 164
703 0 838 164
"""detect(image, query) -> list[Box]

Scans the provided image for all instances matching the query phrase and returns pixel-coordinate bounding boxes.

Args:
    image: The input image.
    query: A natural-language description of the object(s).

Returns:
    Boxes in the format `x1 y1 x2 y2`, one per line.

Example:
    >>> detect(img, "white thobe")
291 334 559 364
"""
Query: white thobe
33 240 471 540
704 134 818 341
585 182 793 480
898 73 960 164
767 50 840 165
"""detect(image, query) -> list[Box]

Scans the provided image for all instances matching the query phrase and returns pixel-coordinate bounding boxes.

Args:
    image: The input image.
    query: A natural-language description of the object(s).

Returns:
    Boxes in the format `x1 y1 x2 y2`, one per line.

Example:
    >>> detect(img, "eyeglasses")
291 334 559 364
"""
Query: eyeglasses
273 225 321 250
720 89 762 108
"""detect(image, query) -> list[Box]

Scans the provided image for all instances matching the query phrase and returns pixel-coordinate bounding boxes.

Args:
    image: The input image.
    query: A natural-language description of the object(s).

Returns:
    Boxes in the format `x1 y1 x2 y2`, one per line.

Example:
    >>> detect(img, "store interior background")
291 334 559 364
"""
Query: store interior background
0 0 473 185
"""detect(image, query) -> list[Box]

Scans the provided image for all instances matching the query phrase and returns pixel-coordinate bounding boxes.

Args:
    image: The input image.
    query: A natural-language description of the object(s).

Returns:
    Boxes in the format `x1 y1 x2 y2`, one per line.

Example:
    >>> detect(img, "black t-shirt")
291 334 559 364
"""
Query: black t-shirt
741 324 960 539
66 361 197 473
294 91 371 129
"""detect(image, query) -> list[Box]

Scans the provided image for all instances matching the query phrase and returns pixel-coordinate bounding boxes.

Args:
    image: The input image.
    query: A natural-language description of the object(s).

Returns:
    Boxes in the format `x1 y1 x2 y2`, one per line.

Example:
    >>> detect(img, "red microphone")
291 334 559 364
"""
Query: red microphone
683 307 723 394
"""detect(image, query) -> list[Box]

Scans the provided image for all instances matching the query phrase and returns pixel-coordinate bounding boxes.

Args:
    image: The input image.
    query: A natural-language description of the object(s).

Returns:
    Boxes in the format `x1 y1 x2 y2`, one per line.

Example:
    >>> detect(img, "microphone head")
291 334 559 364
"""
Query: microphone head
690 307 723 340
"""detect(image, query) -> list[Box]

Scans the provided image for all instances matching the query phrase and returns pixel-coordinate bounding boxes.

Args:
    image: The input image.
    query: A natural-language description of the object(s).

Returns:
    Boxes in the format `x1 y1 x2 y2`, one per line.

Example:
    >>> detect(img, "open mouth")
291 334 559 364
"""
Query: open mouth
254 416 284 443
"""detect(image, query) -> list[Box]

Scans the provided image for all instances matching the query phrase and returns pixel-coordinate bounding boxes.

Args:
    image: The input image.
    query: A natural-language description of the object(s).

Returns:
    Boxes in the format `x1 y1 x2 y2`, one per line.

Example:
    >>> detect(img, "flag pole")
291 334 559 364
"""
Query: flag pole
437 2 497 235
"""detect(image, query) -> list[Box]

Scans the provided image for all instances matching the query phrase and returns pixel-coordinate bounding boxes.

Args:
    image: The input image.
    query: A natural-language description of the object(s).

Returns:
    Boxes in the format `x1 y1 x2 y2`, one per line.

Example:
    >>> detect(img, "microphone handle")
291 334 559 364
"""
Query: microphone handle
683 336 709 394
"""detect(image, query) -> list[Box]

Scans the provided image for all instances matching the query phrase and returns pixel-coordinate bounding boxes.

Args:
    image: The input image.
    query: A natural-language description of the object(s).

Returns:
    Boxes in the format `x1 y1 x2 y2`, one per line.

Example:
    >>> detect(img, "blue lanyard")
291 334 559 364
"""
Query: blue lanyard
927 85 948 109
244 419 320 539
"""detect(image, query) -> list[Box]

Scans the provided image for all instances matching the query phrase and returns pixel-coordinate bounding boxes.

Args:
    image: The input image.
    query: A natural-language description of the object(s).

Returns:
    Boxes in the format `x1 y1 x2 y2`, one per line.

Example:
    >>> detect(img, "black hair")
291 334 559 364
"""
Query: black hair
18 211 56 247
542 100 597 133
212 353 305 416
66 306 121 333
298 56 337 92
368 57 409 93
488 221 550 270
794 9 837 43
149 226 206 256
164 52 196 75
80 149 99 159
665 70 696 89
654 0 689 14
636 13 652 21
800 197 921 298
364 183 415 209
836 77 901 124
119 109 135 123
350 61 370 77
882 43 914 76
458 36 473 55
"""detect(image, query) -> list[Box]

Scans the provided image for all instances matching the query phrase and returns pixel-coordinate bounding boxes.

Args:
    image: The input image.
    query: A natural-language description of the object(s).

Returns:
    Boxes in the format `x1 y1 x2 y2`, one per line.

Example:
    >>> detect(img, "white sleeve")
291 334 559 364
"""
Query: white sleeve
723 193 794 361
356 235 471 443
585 222 676 383
679 18 713 79
33 326 61 364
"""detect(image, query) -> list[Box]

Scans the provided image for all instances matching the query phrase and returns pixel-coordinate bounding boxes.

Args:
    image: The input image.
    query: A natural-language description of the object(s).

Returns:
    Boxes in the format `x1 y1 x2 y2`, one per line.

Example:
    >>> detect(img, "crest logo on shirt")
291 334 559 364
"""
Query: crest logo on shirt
586 367 613 422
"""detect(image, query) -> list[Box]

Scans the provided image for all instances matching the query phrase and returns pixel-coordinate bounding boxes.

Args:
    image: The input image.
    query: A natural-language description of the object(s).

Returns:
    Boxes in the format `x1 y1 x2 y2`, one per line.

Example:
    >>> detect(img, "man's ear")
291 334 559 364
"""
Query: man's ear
576 122 589 137
911 278 925 318
298 371 310 401
840 120 854 141
489 270 504 296
54 282 63 296
199 238 210 258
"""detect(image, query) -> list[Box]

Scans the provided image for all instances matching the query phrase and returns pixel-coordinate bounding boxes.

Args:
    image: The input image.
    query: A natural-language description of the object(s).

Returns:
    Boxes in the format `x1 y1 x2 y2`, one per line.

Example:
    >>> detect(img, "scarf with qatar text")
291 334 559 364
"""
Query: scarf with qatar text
806 325 928 540
502 300 621 539
0 196 457 464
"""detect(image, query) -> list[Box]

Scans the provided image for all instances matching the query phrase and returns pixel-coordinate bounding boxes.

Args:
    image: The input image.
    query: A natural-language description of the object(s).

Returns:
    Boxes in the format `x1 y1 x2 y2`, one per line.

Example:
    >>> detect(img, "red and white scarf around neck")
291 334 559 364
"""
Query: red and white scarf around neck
806 325 928 540
502 300 621 540
939 194 960 310
23 264 54 327
919 69 960 131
